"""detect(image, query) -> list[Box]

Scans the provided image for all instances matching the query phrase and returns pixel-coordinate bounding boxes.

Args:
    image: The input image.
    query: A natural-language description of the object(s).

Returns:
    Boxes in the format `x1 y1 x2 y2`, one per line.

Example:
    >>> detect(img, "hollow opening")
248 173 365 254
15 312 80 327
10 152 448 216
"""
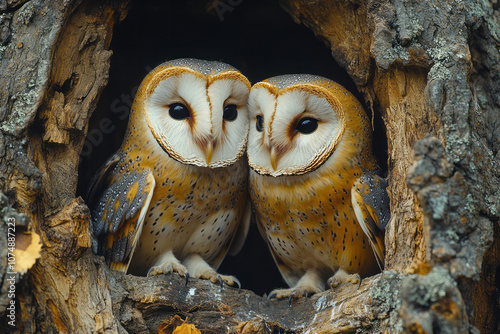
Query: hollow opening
77 0 388 296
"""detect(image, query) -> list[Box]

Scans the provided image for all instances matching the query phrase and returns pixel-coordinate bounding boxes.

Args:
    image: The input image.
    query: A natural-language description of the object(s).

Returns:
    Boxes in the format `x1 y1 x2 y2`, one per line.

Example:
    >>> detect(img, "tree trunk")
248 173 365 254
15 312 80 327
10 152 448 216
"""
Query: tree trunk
1 0 499 333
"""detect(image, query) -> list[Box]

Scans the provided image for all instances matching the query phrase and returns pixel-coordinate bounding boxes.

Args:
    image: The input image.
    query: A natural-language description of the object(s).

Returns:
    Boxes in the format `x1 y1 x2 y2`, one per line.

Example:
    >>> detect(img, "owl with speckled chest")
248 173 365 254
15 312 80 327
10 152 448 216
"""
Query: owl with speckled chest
247 74 390 300
87 59 251 287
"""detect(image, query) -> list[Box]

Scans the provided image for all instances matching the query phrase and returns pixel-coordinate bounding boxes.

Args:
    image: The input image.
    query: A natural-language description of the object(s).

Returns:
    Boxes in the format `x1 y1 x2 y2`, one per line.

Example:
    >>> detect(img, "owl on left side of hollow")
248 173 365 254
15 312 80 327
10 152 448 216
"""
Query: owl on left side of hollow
86 58 252 288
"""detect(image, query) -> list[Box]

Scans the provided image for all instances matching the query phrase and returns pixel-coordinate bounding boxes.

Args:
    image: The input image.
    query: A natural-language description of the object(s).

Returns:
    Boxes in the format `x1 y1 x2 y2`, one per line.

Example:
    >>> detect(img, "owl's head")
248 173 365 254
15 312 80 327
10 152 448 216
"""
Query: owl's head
247 74 349 177
136 58 251 168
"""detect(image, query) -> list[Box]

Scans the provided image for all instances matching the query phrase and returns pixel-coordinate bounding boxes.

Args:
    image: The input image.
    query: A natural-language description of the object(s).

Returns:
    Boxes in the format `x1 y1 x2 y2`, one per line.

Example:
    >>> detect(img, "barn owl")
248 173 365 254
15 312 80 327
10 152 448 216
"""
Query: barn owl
87 58 251 288
247 74 390 301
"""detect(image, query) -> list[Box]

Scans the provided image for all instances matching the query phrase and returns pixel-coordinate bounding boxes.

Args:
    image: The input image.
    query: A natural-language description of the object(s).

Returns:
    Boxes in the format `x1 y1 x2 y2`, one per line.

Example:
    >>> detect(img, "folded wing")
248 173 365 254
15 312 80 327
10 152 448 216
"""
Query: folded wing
87 153 155 272
351 173 390 270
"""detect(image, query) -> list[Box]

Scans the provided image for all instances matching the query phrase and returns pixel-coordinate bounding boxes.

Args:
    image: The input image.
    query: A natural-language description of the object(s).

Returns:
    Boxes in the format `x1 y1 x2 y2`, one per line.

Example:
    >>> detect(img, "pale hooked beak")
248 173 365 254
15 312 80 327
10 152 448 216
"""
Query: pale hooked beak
270 146 277 171
205 141 213 165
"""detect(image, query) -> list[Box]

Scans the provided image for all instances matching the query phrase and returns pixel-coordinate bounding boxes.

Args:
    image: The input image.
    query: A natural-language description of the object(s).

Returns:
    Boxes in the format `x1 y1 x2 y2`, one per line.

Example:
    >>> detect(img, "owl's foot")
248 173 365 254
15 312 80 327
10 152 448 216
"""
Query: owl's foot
184 254 241 290
267 286 317 307
327 269 361 289
212 274 241 290
147 251 189 284
267 270 324 306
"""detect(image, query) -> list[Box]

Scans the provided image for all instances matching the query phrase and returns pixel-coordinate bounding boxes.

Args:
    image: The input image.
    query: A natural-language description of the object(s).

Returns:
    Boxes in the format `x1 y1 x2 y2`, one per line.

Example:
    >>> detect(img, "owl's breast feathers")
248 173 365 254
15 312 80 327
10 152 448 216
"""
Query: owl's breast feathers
250 144 389 279
88 148 249 273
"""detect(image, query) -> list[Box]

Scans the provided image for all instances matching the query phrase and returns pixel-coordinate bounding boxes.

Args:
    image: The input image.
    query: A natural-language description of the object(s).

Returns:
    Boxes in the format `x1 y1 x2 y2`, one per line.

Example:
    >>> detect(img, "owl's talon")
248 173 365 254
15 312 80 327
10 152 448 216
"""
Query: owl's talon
233 277 241 292
327 277 334 289
185 272 190 286
146 266 166 277
267 291 277 304
214 274 241 290
288 293 294 307
355 274 362 289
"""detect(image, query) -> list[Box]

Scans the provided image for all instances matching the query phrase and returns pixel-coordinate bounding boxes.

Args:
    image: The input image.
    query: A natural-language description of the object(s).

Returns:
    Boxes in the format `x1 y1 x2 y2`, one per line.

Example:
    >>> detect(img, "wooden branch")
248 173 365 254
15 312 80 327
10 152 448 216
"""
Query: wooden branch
89 263 394 333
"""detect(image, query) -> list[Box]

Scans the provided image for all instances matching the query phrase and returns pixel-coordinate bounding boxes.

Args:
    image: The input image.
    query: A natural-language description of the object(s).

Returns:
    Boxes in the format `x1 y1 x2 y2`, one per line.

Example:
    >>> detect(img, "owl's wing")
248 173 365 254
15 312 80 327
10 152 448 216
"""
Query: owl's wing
86 152 122 209
228 198 252 256
88 156 155 272
351 173 390 270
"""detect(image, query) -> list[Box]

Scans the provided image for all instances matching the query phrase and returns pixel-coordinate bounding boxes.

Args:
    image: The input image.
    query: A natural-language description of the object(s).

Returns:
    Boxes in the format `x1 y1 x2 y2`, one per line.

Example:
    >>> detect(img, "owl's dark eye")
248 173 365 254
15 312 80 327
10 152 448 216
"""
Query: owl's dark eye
296 117 318 134
169 103 190 120
223 104 238 121
256 115 264 132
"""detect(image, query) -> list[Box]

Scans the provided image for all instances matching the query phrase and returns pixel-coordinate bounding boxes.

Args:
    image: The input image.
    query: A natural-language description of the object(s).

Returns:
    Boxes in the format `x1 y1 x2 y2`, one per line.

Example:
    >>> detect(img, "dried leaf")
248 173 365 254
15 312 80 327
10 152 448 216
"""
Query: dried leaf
158 315 201 334
13 231 43 274
173 323 201 334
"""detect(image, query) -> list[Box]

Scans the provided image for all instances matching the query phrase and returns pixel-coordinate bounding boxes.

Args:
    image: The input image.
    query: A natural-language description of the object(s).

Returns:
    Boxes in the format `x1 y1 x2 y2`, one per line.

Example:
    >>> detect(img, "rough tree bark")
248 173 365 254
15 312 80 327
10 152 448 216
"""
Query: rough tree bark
0 0 499 333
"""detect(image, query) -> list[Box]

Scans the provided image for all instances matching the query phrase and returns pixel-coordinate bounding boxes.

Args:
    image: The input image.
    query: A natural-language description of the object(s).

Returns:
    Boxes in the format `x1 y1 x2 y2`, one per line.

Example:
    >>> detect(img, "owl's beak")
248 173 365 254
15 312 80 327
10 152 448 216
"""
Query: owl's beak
270 146 278 171
205 141 213 165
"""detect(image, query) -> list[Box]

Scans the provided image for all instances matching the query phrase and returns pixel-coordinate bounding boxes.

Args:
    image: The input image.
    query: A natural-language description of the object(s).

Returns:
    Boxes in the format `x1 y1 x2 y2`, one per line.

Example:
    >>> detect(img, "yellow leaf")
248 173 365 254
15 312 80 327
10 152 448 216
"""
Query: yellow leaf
13 232 43 274
172 323 201 334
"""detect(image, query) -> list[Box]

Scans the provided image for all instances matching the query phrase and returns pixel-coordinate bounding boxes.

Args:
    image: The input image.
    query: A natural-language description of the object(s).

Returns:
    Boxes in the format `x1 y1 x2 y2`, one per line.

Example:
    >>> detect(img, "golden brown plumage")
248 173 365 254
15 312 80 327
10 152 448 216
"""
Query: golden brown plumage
247 74 390 300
